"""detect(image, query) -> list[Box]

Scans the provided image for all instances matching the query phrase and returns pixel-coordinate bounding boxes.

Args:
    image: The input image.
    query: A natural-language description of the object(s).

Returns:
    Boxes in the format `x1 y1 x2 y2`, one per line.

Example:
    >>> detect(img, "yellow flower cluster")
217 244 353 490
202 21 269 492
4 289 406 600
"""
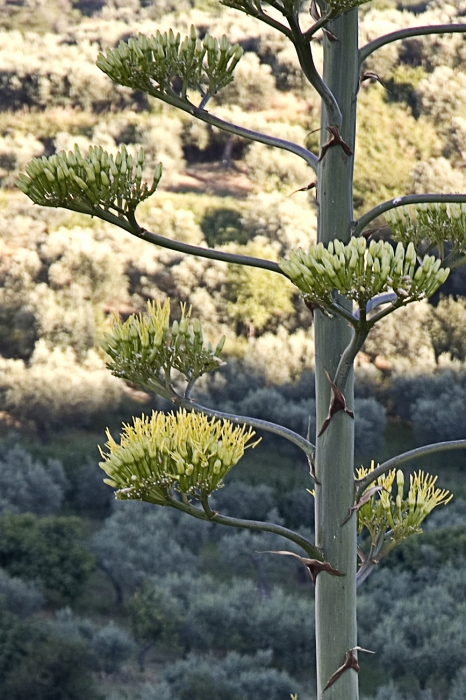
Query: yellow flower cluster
280 237 449 311
99 409 260 502
356 462 452 549
96 27 243 103
102 299 226 392
16 145 162 216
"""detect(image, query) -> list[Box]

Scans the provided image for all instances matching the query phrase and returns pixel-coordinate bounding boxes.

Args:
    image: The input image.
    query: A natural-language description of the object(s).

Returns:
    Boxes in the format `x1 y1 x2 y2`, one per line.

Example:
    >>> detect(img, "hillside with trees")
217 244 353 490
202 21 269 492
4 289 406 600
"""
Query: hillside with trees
0 0 466 698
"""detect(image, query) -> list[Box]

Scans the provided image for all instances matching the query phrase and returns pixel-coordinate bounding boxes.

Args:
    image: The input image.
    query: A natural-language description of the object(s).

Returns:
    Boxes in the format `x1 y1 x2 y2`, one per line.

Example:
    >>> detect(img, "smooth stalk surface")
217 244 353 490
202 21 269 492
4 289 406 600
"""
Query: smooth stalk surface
314 10 359 700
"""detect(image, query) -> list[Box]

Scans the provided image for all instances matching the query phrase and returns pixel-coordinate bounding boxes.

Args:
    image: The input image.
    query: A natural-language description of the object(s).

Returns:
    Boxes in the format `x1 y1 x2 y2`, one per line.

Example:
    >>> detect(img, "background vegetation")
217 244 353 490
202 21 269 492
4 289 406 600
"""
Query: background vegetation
0 0 466 698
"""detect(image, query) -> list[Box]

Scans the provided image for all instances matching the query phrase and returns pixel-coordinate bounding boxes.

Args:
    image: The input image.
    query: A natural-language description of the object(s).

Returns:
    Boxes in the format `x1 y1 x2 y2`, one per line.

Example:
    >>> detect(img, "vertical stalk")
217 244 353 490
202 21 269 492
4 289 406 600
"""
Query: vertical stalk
314 9 359 700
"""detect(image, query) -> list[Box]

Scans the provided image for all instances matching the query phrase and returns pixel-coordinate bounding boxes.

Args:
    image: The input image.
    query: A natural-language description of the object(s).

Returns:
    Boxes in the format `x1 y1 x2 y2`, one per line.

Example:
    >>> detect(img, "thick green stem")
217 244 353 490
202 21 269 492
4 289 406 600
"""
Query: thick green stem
124 213 283 273
314 10 359 700
166 495 323 560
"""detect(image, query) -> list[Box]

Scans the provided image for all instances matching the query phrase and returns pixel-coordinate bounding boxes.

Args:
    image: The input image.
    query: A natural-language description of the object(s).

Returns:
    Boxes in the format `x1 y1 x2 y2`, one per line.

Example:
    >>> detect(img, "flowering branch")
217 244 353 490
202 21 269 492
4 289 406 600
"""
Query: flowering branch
352 194 466 239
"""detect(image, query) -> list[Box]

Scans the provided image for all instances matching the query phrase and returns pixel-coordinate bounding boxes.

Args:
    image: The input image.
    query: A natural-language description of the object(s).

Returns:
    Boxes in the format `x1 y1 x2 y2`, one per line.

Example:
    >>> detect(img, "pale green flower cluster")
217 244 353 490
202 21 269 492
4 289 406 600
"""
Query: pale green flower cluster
16 144 162 217
96 27 243 105
102 299 226 393
99 409 259 502
386 202 466 254
280 237 449 312
356 462 453 553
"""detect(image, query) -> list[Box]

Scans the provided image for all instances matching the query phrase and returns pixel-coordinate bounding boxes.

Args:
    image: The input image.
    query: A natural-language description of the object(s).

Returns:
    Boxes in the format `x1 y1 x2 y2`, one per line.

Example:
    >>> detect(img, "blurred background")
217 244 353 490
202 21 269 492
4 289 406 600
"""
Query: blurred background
0 0 466 698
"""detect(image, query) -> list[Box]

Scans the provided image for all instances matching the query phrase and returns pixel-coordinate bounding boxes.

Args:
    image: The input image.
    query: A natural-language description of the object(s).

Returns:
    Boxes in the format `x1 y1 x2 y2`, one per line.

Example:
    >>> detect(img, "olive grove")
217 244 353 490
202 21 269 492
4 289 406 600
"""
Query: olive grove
14 1 466 699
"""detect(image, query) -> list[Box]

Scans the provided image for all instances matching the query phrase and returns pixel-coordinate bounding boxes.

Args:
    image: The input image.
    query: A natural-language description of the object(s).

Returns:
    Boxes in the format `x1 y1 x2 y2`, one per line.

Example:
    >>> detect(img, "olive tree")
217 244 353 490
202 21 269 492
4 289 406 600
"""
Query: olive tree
16 3 466 698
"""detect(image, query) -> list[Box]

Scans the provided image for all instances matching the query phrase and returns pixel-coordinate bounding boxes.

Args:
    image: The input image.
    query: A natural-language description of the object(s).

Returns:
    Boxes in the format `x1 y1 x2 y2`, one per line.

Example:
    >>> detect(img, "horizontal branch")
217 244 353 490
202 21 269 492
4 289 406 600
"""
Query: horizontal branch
166 495 323 560
141 86 318 172
128 221 283 273
360 24 466 65
355 439 466 500
352 194 466 238
177 396 316 455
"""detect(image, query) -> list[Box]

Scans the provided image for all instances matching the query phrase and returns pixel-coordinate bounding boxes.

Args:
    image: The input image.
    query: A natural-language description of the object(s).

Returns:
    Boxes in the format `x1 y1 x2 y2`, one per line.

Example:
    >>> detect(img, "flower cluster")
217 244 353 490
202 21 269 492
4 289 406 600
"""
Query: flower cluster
16 145 162 218
356 462 452 553
280 237 449 312
96 27 243 106
99 409 259 502
327 0 371 11
386 202 466 255
101 299 226 395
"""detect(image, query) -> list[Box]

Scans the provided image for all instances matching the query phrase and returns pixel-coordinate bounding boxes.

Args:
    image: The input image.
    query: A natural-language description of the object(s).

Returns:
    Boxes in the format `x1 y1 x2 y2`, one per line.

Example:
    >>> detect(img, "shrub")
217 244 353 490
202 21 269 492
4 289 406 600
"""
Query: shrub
90 621 135 674
0 513 95 604
0 342 125 436
0 607 100 700
0 569 44 618
155 651 301 700
90 504 205 603
0 444 67 516
427 296 466 361
183 578 315 674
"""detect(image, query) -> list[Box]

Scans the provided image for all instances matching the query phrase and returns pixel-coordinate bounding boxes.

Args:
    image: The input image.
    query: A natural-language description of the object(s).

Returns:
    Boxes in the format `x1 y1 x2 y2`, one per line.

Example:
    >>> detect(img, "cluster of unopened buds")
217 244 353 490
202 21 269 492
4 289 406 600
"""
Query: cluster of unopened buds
327 0 372 10
96 26 243 104
356 462 452 550
386 202 466 253
16 144 162 217
99 409 259 502
101 299 226 391
280 237 449 312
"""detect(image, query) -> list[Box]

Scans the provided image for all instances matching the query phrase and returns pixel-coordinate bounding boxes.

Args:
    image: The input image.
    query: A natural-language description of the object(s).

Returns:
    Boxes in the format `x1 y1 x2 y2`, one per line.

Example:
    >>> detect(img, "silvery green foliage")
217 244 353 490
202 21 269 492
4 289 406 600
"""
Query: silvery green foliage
183 577 314 675
0 568 44 618
52 608 135 674
156 650 301 700
391 370 466 442
449 668 466 700
90 621 136 674
359 562 466 690
354 398 386 460
424 498 466 531
0 341 124 433
411 385 466 443
218 528 314 588
211 482 275 522
90 504 206 601
0 445 67 516
75 461 113 519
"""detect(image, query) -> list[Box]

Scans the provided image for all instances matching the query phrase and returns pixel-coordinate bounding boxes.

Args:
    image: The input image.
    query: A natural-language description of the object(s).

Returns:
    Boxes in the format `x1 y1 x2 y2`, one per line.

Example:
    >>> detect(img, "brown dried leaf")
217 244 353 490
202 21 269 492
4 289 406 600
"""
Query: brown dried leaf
359 71 387 91
323 647 374 691
341 485 383 525
310 0 321 20
286 181 316 198
318 369 354 437
319 126 353 161
261 550 344 584
323 27 339 42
